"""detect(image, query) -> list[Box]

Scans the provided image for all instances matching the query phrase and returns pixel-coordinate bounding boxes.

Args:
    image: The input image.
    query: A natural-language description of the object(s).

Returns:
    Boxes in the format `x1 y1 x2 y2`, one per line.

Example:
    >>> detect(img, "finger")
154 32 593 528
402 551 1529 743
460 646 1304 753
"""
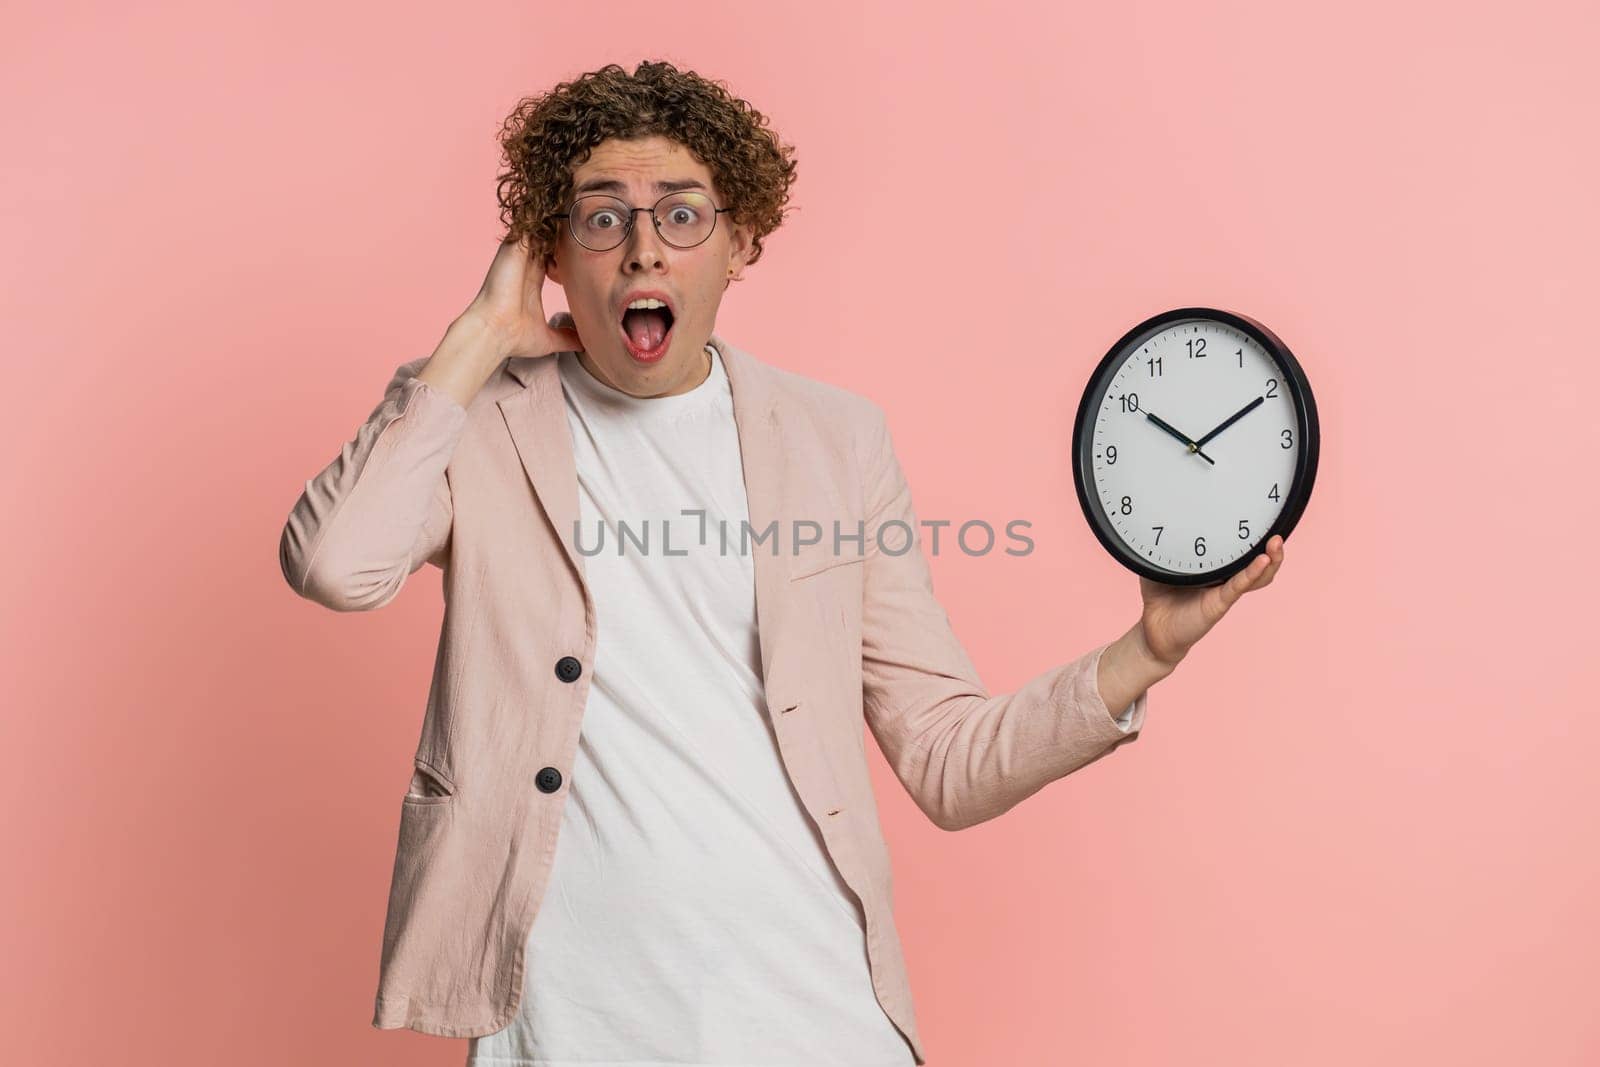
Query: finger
1235 553 1271 596
1214 562 1254 611
1258 540 1285 585
1202 575 1243 623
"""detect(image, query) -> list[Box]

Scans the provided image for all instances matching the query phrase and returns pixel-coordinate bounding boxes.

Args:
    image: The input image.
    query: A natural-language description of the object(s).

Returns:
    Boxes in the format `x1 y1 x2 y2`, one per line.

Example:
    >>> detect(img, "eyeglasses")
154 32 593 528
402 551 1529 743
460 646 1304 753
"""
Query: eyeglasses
553 191 732 252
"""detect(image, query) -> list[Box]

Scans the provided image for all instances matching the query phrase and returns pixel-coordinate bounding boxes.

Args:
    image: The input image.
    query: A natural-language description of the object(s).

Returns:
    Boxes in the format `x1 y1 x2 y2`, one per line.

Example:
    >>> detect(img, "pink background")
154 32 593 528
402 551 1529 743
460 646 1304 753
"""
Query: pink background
5 1 1596 1064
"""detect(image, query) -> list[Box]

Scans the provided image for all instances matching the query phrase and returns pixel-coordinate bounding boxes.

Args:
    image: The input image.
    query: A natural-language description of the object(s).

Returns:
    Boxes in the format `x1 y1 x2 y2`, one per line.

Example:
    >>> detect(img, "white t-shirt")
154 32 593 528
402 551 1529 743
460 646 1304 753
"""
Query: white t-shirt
465 345 918 1066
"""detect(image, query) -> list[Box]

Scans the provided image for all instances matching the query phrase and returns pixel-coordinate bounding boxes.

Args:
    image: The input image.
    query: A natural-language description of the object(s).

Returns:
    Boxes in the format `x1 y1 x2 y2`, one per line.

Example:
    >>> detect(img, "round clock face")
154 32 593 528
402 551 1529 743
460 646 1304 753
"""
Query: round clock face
1071 307 1319 586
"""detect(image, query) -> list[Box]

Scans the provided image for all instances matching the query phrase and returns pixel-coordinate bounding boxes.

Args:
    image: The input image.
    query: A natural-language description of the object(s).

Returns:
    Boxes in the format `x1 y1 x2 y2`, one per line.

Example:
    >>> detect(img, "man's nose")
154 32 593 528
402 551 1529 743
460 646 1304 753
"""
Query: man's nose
623 212 667 270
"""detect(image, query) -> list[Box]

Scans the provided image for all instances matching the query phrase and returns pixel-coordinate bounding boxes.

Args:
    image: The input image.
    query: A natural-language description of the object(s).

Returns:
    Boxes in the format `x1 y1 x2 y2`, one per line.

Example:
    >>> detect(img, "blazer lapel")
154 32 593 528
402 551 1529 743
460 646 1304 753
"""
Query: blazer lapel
716 336 792 705
498 353 586 585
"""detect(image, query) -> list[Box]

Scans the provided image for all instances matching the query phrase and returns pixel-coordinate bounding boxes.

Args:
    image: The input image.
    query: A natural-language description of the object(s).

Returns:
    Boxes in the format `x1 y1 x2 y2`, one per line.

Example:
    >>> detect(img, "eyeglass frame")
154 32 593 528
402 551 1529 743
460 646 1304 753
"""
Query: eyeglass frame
552 191 734 251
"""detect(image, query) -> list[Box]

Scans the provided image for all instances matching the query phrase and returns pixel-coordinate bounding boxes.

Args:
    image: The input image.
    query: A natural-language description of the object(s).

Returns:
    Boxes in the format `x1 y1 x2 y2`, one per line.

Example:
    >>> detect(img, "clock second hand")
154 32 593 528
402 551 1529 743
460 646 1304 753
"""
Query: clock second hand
1143 411 1216 465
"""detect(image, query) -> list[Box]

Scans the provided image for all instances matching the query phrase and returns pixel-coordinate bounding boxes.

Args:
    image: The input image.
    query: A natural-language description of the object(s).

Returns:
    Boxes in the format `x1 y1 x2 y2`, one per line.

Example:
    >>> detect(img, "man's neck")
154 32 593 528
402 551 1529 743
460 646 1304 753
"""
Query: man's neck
575 344 712 399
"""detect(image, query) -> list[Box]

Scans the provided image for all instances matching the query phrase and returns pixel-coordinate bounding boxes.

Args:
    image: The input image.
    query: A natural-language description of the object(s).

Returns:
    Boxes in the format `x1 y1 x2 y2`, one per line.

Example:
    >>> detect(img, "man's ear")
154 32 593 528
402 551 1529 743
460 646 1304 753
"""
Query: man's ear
727 221 756 279
543 246 562 285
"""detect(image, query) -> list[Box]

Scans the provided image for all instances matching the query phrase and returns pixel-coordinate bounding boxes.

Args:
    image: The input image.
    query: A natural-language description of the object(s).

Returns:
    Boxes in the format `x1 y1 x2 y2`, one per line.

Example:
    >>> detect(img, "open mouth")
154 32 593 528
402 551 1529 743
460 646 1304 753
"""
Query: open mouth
619 302 676 361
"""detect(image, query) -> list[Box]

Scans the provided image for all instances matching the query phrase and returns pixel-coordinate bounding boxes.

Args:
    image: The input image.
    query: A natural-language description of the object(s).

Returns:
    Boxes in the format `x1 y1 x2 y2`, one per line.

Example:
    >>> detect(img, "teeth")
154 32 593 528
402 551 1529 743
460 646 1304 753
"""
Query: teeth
625 298 669 311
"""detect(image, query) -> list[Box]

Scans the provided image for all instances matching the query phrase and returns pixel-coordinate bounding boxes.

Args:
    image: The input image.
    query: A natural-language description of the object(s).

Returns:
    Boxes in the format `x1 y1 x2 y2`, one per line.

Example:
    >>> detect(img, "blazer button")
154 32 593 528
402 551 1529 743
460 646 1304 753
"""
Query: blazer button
554 656 583 683
535 766 563 793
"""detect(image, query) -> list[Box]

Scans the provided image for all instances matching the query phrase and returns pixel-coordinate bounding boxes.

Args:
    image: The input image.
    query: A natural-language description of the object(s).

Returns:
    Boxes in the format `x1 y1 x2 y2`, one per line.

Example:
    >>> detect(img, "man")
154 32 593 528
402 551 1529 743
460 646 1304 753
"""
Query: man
278 61 1284 1067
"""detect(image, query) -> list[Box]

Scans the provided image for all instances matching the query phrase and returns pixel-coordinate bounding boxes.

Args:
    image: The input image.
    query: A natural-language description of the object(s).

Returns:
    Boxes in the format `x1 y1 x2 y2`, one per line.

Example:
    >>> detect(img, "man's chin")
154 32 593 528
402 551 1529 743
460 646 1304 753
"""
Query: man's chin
585 335 710 398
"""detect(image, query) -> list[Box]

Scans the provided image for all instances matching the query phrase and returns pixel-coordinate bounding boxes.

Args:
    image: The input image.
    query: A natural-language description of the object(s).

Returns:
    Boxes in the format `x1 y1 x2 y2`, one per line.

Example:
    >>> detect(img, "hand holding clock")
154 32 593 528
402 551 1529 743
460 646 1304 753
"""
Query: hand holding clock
1136 533 1285 669
1095 533 1286 715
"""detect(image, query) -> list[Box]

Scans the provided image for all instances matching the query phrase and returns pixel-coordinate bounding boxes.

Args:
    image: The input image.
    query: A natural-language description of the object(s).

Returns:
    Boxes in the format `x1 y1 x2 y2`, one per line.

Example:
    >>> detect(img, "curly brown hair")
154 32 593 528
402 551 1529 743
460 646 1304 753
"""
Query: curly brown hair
495 61 798 274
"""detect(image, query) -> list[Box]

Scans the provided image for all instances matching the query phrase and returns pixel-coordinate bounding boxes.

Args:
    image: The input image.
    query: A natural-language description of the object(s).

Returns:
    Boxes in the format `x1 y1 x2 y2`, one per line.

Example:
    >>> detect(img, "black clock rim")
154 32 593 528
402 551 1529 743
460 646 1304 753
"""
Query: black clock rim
1070 306 1320 588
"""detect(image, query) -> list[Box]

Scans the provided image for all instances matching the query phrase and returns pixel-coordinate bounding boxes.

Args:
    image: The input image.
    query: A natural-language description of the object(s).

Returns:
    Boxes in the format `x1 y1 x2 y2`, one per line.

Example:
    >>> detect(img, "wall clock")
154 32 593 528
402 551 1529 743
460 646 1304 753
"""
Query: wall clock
1071 307 1319 586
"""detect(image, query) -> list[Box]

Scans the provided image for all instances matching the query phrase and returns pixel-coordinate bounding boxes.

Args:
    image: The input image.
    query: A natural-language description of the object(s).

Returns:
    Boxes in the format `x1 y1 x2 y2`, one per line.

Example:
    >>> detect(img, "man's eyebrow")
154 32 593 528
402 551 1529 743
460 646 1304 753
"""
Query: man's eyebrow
572 177 709 196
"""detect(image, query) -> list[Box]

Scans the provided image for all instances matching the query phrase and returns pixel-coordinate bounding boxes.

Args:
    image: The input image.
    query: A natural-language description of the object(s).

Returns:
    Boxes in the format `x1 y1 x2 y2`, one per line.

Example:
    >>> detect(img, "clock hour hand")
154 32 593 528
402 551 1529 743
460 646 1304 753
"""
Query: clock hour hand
1143 411 1215 465
1193 395 1265 450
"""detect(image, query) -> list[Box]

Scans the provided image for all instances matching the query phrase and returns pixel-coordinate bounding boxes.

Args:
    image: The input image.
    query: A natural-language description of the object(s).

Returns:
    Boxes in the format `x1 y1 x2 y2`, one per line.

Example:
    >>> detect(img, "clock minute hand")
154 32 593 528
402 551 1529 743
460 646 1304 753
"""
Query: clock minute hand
1193 395 1265 450
1143 411 1215 465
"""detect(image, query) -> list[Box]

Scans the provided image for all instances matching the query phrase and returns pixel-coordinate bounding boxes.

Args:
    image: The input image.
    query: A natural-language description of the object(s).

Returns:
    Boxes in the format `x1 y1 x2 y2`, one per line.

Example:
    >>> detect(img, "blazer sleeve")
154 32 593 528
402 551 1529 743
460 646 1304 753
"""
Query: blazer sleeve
278 357 468 612
856 401 1149 831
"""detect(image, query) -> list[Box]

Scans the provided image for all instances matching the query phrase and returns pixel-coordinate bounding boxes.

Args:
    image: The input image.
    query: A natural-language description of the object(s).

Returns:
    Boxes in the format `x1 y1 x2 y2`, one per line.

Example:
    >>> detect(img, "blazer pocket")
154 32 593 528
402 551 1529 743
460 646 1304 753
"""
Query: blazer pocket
403 757 456 806
787 545 867 581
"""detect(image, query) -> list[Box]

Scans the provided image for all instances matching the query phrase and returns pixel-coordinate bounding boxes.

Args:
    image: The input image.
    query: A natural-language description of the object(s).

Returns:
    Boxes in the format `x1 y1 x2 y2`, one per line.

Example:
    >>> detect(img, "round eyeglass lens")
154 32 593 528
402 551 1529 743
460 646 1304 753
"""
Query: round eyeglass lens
653 192 715 247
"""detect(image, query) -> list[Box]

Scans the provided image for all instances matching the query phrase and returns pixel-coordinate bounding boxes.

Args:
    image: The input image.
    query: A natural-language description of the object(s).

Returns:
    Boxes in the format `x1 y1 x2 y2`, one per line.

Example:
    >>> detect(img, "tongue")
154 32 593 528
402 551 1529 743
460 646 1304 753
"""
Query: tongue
622 308 670 350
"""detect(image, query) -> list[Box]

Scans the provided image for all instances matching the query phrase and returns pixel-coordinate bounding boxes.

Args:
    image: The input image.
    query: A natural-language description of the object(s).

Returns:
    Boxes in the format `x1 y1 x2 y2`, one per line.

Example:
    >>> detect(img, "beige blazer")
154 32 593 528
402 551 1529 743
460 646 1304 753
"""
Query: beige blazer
278 333 1148 1064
